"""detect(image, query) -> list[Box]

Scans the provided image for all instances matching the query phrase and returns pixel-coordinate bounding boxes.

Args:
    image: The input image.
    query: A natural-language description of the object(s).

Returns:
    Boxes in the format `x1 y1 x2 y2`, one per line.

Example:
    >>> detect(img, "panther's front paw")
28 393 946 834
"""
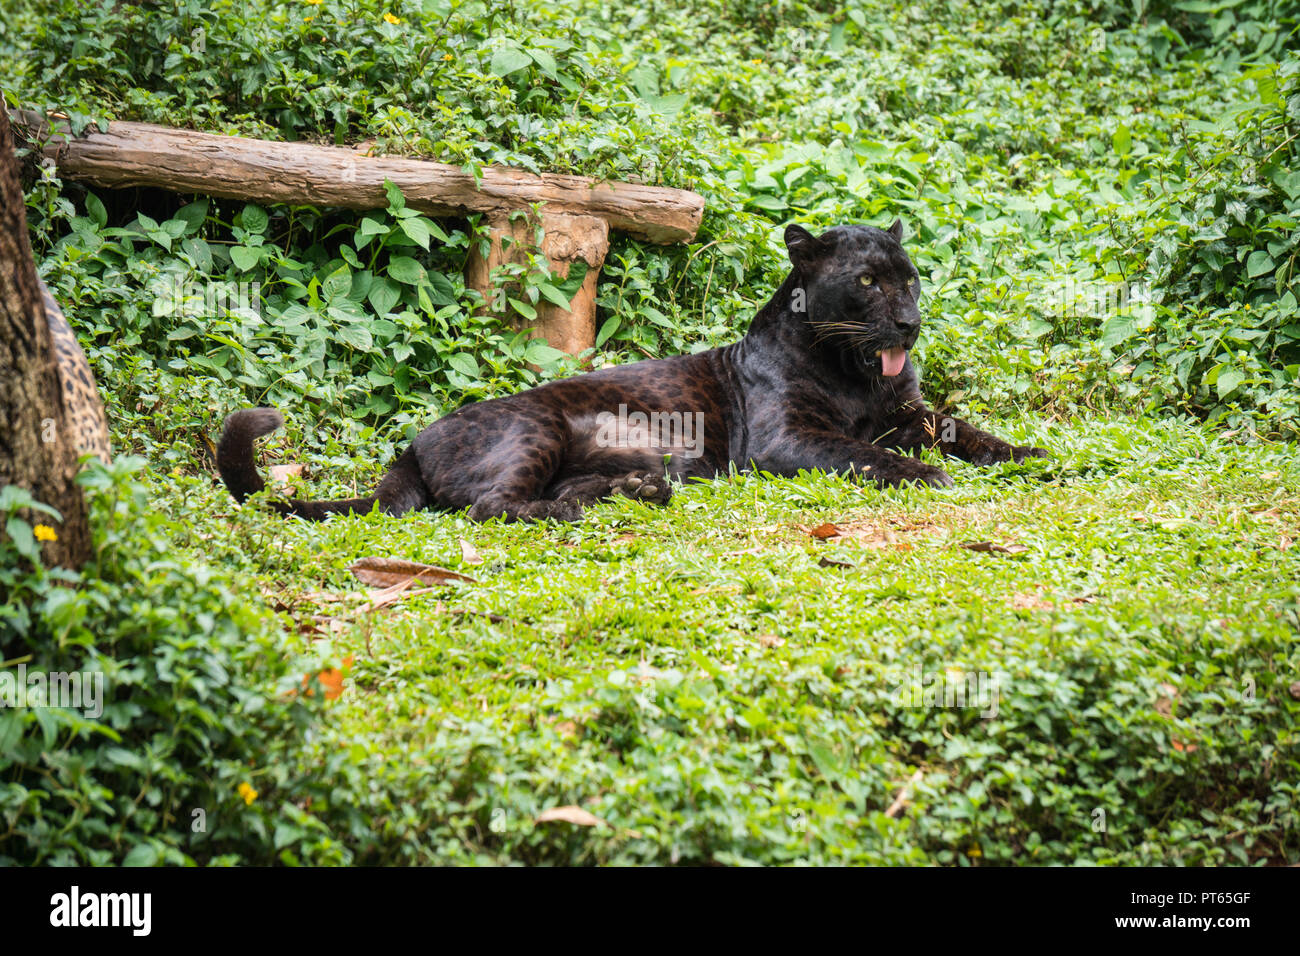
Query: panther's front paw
1011 445 1049 463
879 460 953 489
611 472 673 505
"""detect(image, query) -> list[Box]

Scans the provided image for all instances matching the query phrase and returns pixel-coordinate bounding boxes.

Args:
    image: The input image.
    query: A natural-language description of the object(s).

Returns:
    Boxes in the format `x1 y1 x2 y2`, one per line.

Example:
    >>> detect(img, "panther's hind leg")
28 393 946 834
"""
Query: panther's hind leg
546 472 674 507
468 495 584 522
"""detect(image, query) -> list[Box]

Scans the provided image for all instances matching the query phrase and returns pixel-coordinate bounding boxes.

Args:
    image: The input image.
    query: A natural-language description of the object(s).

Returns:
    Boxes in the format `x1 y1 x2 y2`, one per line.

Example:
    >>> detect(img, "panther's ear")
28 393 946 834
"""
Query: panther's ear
784 224 825 265
887 218 904 242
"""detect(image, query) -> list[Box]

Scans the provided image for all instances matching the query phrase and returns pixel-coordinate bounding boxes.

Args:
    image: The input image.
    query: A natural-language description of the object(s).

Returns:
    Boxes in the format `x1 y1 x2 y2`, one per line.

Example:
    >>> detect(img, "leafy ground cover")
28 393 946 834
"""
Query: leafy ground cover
131 413 1298 864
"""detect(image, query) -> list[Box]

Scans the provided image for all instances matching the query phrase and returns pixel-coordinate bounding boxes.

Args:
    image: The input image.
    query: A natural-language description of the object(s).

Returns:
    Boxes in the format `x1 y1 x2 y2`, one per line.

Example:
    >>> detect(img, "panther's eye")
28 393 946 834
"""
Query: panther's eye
908 277 918 287
859 275 875 287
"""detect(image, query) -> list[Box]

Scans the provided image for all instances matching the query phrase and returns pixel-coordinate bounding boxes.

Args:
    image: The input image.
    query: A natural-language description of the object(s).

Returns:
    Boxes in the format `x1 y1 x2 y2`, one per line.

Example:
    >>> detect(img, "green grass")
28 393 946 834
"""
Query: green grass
156 413 1300 864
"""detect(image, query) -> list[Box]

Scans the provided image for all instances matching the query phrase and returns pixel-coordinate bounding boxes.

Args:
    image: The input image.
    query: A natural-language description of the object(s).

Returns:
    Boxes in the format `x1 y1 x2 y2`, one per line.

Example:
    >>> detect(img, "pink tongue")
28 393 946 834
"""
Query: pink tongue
881 348 907 377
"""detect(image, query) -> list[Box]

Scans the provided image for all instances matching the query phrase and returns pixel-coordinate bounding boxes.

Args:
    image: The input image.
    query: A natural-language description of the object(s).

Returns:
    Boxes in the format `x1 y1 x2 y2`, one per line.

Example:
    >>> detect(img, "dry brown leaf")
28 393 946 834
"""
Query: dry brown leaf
297 590 366 604
349 556 476 587
885 768 924 819
459 538 484 565
268 463 305 483
535 805 607 827
1155 682 1178 717
818 556 853 569
758 634 785 648
809 522 842 540
612 533 639 545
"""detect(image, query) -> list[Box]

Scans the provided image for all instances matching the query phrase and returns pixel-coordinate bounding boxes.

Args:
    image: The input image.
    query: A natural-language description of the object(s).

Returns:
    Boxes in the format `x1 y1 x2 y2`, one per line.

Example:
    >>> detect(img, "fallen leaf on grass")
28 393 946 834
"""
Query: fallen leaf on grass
459 539 484 565
818 556 853 569
349 556 476 587
1155 682 1178 717
803 521 904 549
535 805 607 827
300 654 355 700
758 634 785 648
268 463 305 483
885 768 924 819
962 540 1028 555
299 590 363 604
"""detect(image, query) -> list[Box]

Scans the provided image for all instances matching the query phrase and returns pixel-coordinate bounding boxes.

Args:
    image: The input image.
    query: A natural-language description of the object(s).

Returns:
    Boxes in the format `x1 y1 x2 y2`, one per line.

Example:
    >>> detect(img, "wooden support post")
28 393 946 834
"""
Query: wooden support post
464 212 610 355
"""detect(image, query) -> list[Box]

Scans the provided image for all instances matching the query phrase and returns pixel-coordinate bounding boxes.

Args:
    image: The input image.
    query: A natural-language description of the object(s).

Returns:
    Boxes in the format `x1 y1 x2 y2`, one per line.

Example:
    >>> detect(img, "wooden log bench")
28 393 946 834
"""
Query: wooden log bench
11 109 704 354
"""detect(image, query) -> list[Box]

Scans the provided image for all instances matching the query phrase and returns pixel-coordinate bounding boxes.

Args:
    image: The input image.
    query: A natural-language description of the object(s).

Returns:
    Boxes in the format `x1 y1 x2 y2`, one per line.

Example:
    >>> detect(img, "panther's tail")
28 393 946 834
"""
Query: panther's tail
216 408 377 520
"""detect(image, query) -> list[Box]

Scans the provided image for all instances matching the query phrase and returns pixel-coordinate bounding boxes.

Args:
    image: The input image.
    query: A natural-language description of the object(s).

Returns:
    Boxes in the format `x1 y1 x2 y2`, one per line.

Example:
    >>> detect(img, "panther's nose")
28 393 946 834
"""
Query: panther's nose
895 313 921 333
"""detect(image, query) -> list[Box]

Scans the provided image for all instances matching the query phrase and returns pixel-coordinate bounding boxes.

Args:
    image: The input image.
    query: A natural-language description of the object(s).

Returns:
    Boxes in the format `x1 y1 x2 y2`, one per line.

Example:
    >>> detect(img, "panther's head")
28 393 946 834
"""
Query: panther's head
784 221 922 377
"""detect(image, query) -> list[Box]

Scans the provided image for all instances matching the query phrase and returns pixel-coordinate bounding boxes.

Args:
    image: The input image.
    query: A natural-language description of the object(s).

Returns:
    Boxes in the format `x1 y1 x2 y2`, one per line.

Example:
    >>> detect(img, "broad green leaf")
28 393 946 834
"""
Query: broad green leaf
368 278 402 316
230 246 260 272
85 192 107 228
399 217 432 250
1215 367 1244 399
1245 251 1274 278
447 352 480 378
490 46 532 77
240 204 268 235
388 257 426 285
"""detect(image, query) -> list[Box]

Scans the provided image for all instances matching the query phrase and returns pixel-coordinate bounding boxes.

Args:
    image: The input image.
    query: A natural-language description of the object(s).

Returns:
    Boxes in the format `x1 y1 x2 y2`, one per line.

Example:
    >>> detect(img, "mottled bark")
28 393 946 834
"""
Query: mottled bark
0 109 92 569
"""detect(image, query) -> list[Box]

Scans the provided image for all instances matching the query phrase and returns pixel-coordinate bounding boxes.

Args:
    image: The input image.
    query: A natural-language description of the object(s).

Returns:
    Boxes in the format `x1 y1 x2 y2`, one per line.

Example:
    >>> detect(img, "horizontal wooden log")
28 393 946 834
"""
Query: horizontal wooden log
11 110 704 244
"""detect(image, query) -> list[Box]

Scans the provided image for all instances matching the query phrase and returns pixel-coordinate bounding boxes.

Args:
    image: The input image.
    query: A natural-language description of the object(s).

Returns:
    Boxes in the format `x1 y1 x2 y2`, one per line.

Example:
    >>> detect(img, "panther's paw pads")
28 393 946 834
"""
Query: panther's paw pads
612 472 673 506
881 462 952 489
1012 445 1050 463
549 499 584 522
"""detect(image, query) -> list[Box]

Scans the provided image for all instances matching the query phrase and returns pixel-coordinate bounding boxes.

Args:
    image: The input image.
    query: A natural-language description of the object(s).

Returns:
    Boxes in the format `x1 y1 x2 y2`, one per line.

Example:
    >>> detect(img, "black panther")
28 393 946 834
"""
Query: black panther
217 221 1047 522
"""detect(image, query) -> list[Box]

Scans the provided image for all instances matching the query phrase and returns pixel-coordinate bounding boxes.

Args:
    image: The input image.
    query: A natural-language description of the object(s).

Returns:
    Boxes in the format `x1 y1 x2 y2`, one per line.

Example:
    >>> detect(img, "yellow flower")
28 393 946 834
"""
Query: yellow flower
304 15 314 21
33 524 58 543
304 0 322 5
383 12 402 24
442 53 453 61
238 782 259 805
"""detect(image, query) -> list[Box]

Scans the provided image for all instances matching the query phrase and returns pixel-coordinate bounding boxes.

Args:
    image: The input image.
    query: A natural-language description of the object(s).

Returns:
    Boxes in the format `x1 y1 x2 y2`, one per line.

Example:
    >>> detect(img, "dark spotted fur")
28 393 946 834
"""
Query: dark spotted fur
218 221 1046 522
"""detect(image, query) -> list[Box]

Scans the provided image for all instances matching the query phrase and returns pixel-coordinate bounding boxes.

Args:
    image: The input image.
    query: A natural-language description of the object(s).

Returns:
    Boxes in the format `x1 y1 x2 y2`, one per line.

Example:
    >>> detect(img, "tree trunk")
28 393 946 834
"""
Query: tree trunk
0 108 93 569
